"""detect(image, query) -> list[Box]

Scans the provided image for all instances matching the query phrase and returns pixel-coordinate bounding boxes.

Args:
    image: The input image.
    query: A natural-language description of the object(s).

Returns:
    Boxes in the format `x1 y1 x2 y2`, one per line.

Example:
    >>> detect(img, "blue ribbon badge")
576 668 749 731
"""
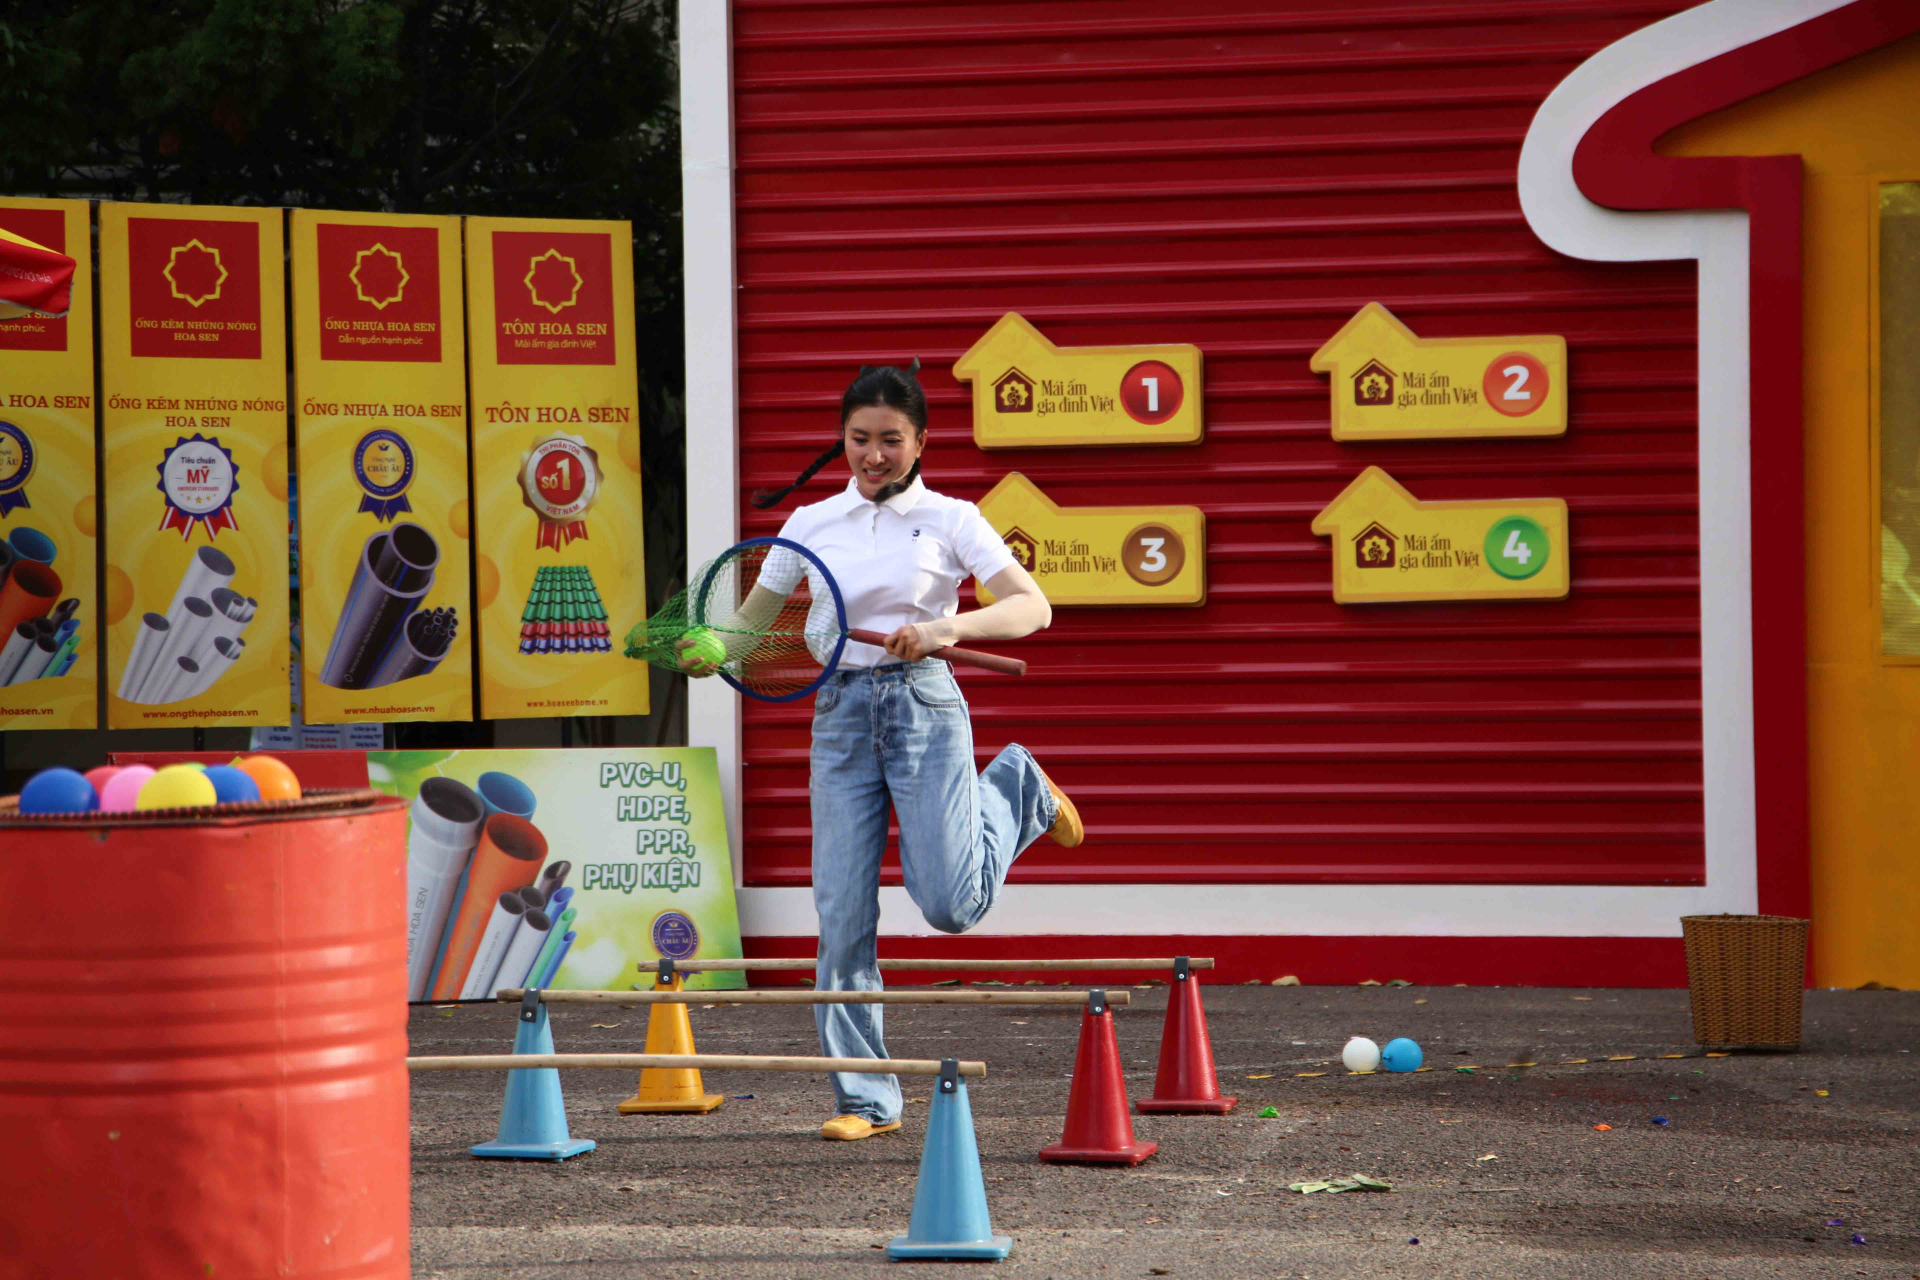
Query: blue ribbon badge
0 421 33 516
157 434 238 540
352 428 414 522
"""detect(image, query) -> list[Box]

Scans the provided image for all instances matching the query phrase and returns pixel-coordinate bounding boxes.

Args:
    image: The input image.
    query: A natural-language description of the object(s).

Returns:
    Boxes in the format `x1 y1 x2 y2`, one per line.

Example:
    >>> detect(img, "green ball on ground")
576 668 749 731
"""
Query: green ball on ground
681 628 727 669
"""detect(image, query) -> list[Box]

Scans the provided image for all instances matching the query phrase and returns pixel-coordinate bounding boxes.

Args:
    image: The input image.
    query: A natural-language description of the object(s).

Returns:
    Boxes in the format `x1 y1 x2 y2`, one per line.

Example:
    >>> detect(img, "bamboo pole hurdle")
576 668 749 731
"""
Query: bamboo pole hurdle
652 957 1214 973
498 987 1126 1007
410 1052 987 1076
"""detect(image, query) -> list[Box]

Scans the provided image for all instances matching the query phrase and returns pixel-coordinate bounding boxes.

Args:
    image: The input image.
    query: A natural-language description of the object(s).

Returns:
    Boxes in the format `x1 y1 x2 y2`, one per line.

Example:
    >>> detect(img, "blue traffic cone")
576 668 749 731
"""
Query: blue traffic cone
887 1060 1011 1261
471 992 596 1161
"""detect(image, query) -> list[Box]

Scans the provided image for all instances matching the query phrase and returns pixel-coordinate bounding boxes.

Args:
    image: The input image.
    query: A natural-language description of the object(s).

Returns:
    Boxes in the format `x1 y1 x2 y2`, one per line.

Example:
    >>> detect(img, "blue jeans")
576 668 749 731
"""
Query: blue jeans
810 659 1056 1122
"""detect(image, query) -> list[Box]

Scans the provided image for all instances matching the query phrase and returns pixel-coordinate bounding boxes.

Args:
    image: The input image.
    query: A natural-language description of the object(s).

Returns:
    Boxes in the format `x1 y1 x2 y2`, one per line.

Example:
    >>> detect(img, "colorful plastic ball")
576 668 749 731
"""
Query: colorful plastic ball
1381 1037 1423 1073
19 767 98 815
1341 1035 1382 1073
136 764 217 811
202 765 261 805
83 765 122 798
98 765 156 812
233 754 301 801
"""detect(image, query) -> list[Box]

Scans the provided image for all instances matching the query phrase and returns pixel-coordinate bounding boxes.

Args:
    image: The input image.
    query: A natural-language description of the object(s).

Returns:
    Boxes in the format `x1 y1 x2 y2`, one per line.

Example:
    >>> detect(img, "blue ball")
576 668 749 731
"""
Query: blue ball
202 765 262 805
1380 1037 1423 1073
20 767 98 815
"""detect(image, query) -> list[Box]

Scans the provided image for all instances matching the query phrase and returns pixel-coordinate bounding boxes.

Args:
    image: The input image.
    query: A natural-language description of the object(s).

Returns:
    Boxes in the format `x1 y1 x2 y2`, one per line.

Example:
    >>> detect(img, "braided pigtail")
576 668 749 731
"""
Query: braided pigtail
751 360 929 510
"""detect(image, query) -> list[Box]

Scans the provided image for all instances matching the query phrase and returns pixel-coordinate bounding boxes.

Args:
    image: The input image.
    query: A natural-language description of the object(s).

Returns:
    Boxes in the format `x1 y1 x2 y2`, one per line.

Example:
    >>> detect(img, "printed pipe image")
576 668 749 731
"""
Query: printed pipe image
457 893 530 1000
166 545 235 618
183 635 243 699
0 622 35 684
520 905 576 991
320 524 438 690
116 613 171 702
0 559 60 637
6 633 57 685
139 596 214 703
515 883 548 913
366 607 457 687
493 908 552 999
48 597 77 627
403 776 485 1002
150 656 200 705
0 538 14 592
477 771 537 820
537 860 570 897
535 931 577 989
428 813 549 1002
7 526 54 567
187 589 251 676
43 626 80 682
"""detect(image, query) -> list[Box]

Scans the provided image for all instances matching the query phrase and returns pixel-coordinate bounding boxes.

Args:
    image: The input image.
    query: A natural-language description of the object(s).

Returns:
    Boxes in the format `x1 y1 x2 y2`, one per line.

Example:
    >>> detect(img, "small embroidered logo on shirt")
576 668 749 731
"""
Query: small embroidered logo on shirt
912 529 922 538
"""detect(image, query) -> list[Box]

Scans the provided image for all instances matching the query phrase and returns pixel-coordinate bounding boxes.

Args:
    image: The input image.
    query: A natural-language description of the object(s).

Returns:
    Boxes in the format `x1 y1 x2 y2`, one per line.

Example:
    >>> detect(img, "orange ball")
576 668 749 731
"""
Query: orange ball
232 754 301 801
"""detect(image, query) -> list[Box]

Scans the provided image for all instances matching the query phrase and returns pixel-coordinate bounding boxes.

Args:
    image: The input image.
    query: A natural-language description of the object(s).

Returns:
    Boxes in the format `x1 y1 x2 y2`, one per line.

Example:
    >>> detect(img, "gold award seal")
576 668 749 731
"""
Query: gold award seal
518 431 602 549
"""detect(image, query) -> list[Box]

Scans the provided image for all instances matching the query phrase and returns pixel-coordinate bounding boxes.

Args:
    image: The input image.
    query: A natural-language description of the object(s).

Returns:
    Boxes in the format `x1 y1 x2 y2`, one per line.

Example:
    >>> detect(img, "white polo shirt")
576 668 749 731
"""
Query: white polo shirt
761 477 1018 667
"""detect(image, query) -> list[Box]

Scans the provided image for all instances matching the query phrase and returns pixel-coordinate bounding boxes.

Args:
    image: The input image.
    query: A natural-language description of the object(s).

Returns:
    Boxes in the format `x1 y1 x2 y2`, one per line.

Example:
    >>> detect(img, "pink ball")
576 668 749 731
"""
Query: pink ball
84 765 122 798
98 765 156 812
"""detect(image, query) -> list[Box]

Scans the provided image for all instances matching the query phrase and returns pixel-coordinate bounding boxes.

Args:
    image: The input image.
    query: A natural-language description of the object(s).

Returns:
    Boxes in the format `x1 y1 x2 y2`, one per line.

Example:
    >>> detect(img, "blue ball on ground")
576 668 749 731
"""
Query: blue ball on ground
1381 1037 1423 1072
202 765 262 805
20 767 98 814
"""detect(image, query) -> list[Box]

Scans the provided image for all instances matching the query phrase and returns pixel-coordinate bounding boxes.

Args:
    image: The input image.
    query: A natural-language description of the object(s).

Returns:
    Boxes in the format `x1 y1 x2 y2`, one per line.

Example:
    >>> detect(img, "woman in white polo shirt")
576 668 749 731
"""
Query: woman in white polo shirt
694 361 1081 1141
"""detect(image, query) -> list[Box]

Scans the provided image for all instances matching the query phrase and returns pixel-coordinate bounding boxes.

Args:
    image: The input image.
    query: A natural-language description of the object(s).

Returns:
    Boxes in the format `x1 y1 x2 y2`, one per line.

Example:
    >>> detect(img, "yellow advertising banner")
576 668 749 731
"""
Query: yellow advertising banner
1311 467 1569 604
464 217 648 719
954 312 1203 448
0 198 96 729
291 209 472 724
1310 303 1568 441
975 472 1205 606
98 203 291 727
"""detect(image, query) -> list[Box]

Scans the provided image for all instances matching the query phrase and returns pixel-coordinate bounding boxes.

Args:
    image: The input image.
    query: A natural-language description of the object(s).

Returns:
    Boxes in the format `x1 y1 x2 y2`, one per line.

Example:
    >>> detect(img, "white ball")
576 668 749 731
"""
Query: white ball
1342 1035 1382 1073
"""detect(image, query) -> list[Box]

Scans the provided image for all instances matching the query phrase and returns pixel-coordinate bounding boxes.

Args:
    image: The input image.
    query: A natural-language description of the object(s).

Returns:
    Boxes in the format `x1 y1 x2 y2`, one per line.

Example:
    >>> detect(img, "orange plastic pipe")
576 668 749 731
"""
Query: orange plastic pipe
0 558 59 635
428 812 548 1000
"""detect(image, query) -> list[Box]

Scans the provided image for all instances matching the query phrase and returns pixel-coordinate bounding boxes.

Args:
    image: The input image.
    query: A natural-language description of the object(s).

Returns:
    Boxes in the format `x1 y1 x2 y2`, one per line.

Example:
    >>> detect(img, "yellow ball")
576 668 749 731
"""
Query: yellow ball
73 494 96 538
103 564 134 626
135 764 218 811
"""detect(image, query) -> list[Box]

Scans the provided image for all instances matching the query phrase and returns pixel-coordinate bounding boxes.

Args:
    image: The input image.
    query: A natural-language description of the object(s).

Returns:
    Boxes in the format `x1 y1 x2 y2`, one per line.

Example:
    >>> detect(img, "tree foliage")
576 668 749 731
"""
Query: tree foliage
0 0 680 377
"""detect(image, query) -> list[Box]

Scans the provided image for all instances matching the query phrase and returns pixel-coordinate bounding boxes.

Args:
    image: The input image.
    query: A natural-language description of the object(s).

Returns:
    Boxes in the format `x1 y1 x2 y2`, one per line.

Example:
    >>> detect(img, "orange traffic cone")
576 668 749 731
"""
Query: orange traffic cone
1038 990 1158 1166
1136 956 1237 1114
617 970 725 1114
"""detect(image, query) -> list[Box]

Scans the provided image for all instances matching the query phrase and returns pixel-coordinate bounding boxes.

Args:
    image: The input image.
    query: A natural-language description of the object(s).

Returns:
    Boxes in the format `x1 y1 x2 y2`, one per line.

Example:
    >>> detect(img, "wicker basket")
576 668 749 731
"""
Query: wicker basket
1680 914 1809 1048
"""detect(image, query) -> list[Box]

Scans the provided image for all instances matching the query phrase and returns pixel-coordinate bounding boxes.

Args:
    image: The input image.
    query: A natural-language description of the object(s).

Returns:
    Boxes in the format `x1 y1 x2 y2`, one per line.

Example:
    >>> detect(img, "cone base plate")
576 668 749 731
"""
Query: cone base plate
618 1094 727 1114
1136 1095 1238 1115
471 1137 597 1161
887 1234 1012 1261
1038 1139 1158 1166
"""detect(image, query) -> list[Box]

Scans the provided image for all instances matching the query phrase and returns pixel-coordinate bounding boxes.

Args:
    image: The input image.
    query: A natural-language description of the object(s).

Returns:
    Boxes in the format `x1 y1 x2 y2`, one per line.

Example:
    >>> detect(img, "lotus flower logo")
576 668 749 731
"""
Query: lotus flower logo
525 248 583 315
164 239 227 308
351 243 409 310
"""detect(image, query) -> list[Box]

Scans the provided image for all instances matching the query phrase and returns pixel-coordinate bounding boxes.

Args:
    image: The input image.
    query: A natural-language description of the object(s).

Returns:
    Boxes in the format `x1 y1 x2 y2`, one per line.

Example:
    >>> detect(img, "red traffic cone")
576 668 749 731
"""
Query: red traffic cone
1137 956 1237 1114
1039 991 1158 1166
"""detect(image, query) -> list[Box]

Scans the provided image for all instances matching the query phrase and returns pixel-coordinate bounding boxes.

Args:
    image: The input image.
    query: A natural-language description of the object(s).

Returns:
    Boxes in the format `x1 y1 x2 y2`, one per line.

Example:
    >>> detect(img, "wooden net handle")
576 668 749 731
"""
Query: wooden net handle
847 628 1027 676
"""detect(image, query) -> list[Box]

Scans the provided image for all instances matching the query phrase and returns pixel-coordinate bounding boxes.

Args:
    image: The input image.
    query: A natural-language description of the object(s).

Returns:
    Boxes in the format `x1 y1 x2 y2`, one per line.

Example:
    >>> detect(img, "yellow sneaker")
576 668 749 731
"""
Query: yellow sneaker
820 1114 902 1141
1040 766 1083 847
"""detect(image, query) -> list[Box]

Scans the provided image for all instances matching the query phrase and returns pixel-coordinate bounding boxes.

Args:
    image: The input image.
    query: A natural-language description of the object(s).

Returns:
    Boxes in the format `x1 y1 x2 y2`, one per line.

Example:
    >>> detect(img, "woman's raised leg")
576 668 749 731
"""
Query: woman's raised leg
884 662 1057 934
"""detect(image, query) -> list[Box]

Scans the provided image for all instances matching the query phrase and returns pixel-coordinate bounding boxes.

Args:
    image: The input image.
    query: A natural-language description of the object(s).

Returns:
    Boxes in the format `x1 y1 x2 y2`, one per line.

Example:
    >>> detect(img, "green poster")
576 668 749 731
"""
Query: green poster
371 747 745 999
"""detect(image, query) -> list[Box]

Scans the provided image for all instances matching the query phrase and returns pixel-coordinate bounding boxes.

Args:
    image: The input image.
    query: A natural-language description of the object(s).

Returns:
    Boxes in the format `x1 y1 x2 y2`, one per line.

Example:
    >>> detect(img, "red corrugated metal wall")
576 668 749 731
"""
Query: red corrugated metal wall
730 0 1704 889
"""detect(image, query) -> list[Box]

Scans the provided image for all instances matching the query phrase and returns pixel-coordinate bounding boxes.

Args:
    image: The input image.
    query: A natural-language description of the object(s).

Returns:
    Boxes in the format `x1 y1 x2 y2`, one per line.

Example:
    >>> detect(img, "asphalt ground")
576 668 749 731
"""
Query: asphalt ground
410 985 1919 1279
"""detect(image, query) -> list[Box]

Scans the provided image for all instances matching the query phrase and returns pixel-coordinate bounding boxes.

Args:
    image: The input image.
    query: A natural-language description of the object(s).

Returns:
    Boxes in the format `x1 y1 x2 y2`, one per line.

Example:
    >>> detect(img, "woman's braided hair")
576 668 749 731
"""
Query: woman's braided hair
751 359 926 510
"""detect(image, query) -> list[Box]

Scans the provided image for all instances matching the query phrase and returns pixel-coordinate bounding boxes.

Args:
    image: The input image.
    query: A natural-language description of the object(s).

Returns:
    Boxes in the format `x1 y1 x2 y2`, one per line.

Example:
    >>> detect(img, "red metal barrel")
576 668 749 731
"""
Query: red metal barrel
0 790 410 1279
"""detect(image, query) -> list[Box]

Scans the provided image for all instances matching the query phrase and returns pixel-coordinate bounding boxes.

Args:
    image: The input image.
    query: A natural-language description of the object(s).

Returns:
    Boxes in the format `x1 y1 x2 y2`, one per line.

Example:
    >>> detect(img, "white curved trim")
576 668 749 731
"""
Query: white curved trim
1515 0 1855 925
